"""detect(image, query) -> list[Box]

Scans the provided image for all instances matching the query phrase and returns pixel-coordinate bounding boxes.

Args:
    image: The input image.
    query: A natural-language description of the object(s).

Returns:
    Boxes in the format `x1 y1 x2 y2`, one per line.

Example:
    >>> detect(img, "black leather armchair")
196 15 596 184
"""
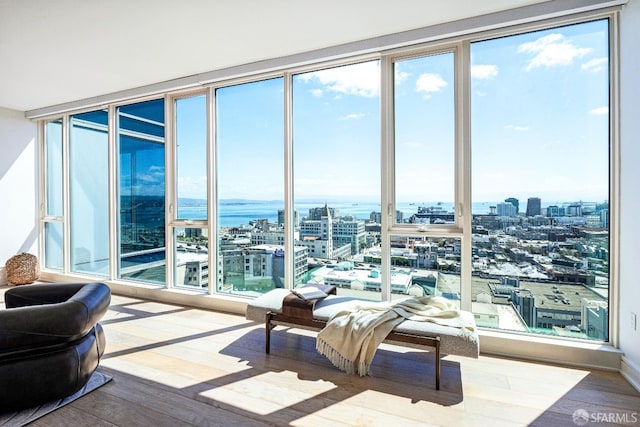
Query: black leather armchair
0 282 111 412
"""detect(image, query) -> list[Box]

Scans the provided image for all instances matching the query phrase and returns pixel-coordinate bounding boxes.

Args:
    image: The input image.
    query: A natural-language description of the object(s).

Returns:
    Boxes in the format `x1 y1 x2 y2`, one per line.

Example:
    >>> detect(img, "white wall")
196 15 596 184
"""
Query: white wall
0 108 38 284
619 0 640 391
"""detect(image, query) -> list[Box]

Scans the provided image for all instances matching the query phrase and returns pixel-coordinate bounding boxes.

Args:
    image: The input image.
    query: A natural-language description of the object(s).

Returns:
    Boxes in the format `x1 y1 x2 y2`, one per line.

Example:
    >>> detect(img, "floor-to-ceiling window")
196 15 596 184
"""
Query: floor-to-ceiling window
69 110 109 276
293 61 382 299
117 99 166 284
43 118 64 271
173 93 208 289
388 50 461 304
470 19 610 339
216 78 285 295
39 13 614 344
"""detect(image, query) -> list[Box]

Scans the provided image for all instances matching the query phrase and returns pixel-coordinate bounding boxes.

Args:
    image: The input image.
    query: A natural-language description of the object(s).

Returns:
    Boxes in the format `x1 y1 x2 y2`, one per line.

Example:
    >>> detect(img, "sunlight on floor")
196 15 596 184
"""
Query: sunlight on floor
199 370 337 416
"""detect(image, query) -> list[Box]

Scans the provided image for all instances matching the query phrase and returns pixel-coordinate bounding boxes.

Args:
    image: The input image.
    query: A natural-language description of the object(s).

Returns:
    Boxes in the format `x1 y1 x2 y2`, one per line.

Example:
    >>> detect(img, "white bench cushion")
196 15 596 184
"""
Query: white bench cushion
246 288 479 358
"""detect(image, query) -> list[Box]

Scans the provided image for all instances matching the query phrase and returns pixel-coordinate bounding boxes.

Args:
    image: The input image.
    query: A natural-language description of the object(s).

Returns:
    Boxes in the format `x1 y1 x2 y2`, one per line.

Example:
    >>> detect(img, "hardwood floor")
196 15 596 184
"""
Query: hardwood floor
4 291 640 426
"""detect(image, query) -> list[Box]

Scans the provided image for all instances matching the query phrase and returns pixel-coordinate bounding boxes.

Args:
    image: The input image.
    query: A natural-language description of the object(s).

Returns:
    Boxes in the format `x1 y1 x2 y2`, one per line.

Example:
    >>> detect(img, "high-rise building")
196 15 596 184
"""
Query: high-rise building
185 228 202 238
526 197 541 216
582 299 609 341
221 244 308 290
567 203 583 217
333 218 366 254
546 205 560 217
298 203 334 258
505 197 519 214
308 206 338 220
600 209 609 228
511 289 536 327
497 202 517 217
298 204 367 257
251 230 285 246
370 210 404 224
277 209 299 227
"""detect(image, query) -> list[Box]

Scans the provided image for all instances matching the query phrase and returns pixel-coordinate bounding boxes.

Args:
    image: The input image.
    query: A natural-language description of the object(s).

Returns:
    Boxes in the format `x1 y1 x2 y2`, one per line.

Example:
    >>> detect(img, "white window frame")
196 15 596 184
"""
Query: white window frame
166 89 210 291
35 6 620 358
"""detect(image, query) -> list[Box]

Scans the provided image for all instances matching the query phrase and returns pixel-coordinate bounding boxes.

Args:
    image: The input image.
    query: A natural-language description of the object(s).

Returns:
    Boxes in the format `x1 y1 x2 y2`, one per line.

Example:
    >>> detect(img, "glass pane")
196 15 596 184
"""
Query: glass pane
394 53 455 225
387 235 461 306
216 78 284 295
69 110 109 276
44 222 63 270
45 119 63 216
471 20 609 340
176 95 207 220
175 227 208 289
118 99 166 284
293 61 381 300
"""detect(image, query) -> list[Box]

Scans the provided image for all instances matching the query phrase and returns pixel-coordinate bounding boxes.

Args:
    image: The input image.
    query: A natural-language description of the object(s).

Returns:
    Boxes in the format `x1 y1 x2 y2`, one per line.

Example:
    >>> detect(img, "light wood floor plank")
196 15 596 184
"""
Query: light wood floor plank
2 291 638 427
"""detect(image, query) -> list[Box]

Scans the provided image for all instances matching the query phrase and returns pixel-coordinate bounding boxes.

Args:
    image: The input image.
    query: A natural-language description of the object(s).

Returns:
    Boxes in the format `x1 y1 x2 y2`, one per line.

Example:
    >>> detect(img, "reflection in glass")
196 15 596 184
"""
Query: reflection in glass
118 99 166 284
293 61 382 300
69 110 109 275
216 78 284 295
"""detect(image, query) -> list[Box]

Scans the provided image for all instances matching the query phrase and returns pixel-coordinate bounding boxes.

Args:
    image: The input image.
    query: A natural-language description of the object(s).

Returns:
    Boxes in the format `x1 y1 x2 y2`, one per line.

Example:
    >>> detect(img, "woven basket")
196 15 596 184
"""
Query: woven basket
6 253 40 285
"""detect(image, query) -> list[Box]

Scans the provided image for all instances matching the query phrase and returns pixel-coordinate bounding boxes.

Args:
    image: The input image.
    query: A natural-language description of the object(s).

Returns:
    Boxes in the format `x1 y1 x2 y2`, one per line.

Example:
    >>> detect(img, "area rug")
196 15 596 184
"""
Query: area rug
0 371 112 426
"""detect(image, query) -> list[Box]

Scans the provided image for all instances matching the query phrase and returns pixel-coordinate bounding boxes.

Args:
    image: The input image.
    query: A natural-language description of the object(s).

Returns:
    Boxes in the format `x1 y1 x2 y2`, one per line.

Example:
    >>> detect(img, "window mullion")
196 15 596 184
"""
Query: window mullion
284 72 294 290
608 13 620 348
165 96 176 289
62 115 70 274
208 87 216 295
457 41 473 312
380 56 394 301
108 105 118 280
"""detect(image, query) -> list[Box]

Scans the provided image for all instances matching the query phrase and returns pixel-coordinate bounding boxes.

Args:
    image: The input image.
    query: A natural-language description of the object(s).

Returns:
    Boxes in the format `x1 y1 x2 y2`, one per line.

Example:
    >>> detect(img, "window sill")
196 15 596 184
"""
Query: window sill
479 328 622 371
41 271 250 316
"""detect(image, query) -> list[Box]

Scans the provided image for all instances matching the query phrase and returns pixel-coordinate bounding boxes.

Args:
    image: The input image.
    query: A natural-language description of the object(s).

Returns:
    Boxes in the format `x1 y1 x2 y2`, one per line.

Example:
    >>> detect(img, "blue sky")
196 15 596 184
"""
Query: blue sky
471 19 609 205
175 19 609 207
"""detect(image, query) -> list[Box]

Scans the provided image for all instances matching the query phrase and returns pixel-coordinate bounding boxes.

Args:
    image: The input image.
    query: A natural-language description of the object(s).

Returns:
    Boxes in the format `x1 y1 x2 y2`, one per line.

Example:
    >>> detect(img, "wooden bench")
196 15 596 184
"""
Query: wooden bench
245 288 480 390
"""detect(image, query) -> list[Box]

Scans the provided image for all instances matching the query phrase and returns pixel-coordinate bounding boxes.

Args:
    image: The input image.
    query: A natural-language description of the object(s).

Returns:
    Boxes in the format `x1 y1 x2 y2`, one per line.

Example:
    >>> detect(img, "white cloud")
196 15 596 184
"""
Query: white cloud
416 73 447 96
395 69 410 84
589 106 609 115
340 113 365 121
310 88 323 97
581 57 607 72
471 64 499 80
518 33 592 71
301 61 380 98
139 165 165 183
504 124 529 131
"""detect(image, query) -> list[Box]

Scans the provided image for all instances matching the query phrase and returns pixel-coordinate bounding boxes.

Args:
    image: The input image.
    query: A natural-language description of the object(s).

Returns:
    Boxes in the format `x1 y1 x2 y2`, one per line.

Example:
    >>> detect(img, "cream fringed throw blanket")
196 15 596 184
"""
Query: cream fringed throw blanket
316 296 474 376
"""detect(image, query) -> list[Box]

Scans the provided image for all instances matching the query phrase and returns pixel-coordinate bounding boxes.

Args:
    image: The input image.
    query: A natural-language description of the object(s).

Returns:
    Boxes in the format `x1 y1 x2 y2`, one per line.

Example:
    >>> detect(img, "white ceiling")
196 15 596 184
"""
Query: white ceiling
0 0 549 112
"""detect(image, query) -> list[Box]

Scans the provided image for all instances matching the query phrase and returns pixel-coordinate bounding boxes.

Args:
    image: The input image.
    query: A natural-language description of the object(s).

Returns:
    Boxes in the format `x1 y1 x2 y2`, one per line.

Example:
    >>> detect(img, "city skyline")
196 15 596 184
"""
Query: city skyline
174 196 608 228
